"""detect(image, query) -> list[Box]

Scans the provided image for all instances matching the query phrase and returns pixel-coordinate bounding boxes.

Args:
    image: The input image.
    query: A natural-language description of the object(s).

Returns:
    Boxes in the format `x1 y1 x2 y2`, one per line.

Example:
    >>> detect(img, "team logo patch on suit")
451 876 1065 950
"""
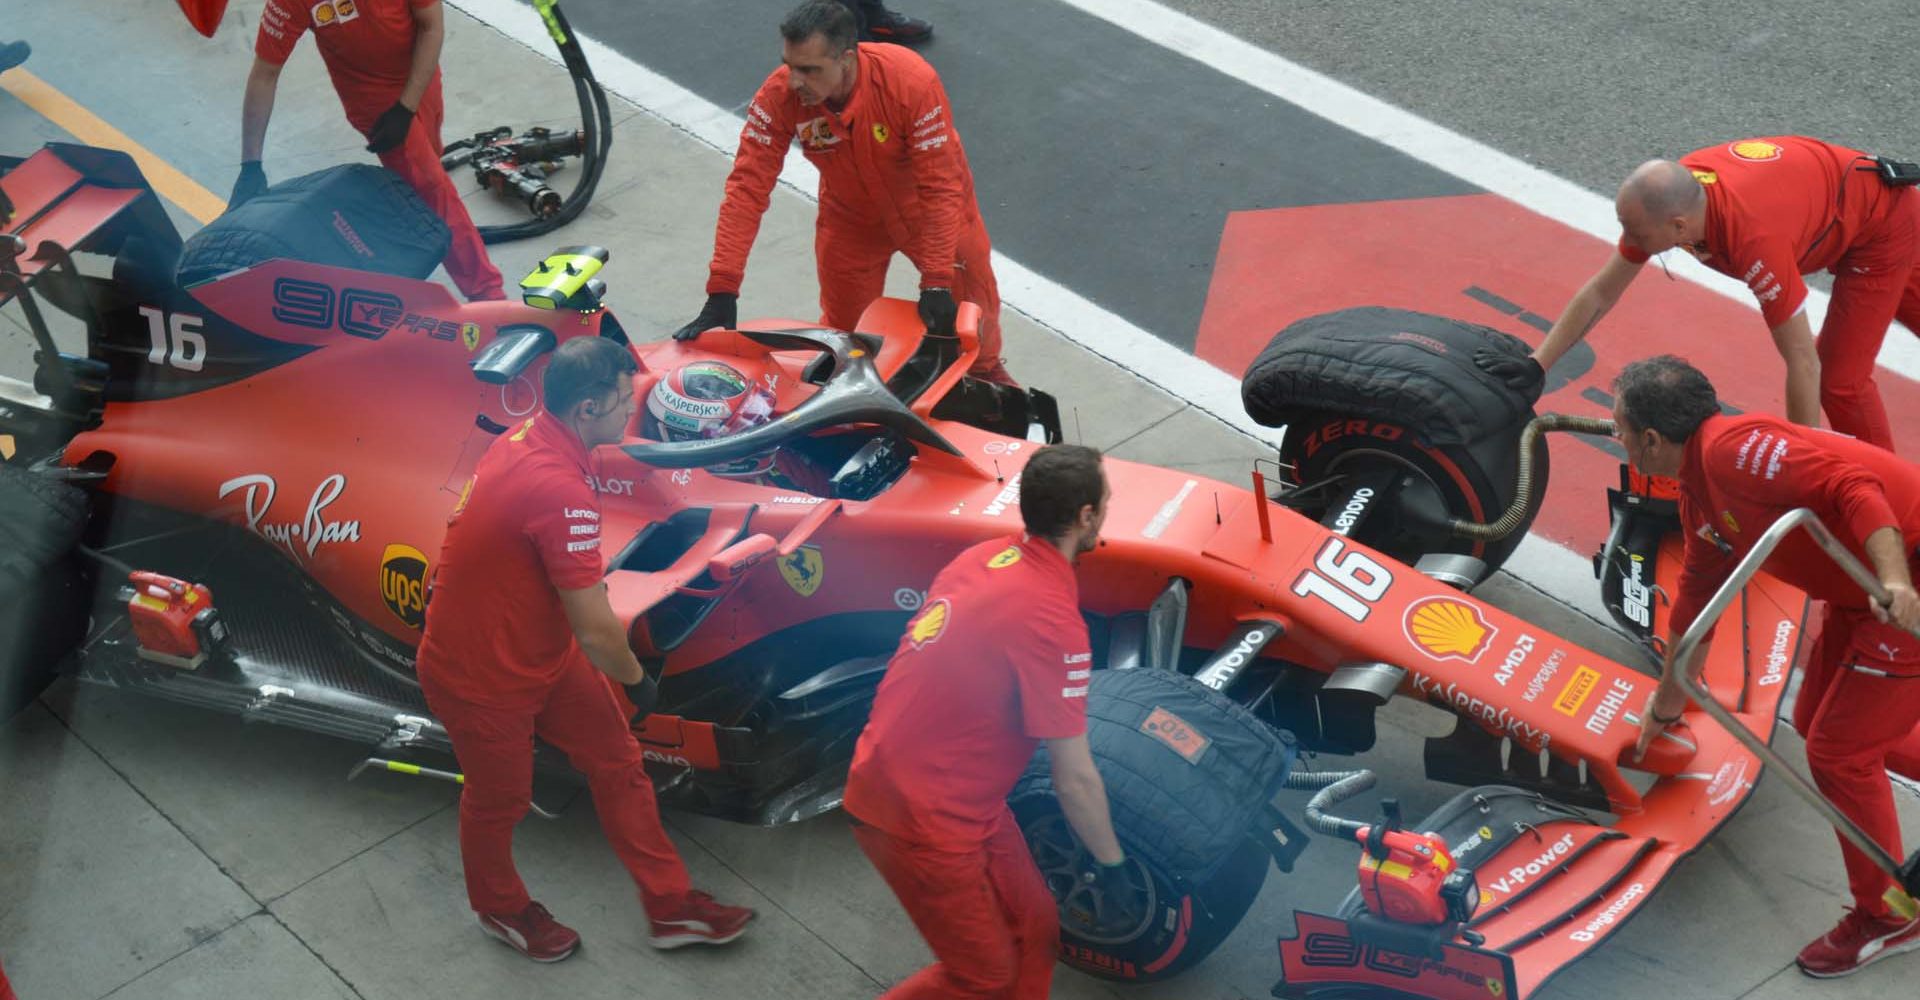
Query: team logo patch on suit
1728 140 1783 162
796 117 842 150
1690 169 1718 185
380 543 429 628
311 0 357 25
907 598 950 649
1403 596 1496 664
780 546 824 596
872 123 890 143
986 546 1022 569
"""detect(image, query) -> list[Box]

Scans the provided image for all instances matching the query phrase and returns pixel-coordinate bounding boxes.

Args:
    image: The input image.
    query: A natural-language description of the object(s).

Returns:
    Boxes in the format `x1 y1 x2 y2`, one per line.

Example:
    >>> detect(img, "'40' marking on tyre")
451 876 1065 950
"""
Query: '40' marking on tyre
1290 537 1393 622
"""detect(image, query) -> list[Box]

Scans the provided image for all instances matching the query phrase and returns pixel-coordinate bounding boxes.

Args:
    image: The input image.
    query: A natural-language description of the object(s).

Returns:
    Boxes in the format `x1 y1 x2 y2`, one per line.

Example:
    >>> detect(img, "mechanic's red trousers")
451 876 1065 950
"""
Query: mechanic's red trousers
816 212 1014 386
423 655 692 917
1792 606 1920 916
343 77 505 303
0 957 15 1000
1816 193 1920 451
850 807 1058 999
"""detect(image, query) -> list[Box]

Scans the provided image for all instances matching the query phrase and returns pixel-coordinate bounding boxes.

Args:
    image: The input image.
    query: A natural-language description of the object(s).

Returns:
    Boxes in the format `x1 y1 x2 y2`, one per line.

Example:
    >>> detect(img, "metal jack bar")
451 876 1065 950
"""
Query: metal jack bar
1667 508 1920 892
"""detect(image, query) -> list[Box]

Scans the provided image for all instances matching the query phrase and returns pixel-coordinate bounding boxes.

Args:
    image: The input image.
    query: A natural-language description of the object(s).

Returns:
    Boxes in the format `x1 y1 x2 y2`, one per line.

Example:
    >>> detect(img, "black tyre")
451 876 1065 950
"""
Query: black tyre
1284 410 1548 576
0 462 91 721
1011 795 1269 981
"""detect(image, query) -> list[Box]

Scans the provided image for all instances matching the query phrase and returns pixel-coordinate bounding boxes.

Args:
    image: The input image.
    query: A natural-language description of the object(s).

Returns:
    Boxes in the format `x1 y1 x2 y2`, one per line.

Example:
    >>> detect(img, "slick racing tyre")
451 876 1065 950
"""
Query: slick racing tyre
1241 307 1547 576
1286 409 1547 575
0 462 90 722
1010 668 1296 981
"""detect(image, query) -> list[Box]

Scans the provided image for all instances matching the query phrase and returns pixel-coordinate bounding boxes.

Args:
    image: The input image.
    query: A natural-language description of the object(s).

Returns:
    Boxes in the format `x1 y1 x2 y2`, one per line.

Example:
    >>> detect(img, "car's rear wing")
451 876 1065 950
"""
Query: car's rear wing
1 142 182 305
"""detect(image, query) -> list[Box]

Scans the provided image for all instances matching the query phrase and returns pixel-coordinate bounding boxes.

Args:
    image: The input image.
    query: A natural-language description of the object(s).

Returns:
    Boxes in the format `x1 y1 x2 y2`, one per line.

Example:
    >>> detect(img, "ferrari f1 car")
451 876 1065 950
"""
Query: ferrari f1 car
0 143 1839 996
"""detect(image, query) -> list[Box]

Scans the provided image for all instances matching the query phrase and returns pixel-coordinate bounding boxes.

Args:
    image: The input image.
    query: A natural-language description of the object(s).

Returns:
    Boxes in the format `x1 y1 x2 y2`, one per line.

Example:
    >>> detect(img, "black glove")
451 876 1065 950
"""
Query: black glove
228 161 268 209
1474 348 1546 403
624 674 659 721
364 102 416 154
1083 858 1144 934
671 293 738 341
918 287 958 337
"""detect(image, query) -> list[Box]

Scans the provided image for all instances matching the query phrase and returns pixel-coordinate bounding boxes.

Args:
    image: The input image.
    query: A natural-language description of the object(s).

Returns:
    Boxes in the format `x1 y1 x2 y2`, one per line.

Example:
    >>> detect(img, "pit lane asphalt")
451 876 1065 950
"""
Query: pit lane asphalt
4 2 1920 999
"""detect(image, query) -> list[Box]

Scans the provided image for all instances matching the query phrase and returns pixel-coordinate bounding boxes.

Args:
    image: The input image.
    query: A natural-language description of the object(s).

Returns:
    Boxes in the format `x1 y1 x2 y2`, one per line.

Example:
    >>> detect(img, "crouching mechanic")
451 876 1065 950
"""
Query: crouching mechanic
416 337 754 960
675 0 1014 385
235 0 506 301
1482 137 1920 451
1620 356 1920 977
843 444 1137 998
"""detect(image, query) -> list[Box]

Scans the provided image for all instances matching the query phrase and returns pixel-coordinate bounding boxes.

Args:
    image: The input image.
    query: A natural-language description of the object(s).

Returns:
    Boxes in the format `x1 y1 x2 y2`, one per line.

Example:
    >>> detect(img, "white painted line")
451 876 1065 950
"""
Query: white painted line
444 0 1677 621
1056 0 1920 383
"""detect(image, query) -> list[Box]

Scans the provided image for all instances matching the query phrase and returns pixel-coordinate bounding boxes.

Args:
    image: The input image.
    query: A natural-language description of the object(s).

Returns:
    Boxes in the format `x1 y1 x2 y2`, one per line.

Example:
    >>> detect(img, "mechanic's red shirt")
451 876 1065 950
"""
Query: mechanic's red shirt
1668 413 1920 641
707 43 979 295
415 413 606 710
255 0 436 112
1614 137 1909 328
843 534 1092 846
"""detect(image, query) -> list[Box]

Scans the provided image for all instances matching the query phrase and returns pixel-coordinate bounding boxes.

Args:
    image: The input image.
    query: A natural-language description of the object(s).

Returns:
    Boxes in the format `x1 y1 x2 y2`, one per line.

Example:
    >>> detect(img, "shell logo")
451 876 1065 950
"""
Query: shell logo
908 598 951 649
1402 596 1497 664
1728 140 1782 162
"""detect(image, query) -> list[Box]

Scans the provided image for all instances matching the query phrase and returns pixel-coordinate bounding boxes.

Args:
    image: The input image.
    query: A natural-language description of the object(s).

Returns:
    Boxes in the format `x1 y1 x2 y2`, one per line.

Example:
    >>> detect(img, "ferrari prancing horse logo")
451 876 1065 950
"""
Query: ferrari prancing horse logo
780 546 823 597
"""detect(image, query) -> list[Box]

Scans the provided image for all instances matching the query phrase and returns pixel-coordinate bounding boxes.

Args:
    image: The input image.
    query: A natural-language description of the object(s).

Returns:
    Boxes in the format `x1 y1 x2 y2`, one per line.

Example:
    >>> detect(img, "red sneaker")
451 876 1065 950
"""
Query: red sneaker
647 890 756 949
1796 907 1920 978
478 901 581 963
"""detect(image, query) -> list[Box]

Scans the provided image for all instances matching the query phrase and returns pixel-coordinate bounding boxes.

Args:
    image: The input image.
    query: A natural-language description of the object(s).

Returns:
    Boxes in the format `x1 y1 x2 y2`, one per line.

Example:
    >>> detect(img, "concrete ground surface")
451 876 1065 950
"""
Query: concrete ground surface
3 2 1919 999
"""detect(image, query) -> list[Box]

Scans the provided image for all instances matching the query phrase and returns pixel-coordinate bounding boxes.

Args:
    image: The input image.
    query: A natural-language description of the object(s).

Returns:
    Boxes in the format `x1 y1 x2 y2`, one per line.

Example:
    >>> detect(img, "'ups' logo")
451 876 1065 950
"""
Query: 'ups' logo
380 543 428 629
1402 596 1496 664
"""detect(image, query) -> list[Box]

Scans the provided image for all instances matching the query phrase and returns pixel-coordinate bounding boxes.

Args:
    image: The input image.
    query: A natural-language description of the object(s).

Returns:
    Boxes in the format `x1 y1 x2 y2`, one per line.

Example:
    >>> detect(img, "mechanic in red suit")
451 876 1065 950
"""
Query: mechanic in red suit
1621 356 1920 978
232 0 506 302
673 1 1014 385
1479 137 1920 451
415 338 753 960
0 957 14 1000
843 444 1137 998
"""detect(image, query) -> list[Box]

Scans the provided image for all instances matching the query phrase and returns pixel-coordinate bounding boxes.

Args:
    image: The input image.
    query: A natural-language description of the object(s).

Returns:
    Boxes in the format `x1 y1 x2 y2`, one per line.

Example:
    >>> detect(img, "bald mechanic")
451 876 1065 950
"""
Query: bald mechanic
416 338 753 960
234 0 505 302
673 0 1014 385
1617 356 1920 978
844 444 1138 999
1480 137 1920 451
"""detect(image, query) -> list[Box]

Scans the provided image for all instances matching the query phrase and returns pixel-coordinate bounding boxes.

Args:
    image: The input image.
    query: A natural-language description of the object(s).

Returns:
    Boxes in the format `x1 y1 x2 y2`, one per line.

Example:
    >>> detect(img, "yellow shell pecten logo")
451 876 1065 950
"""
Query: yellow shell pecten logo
1729 139 1782 162
1402 596 1497 664
908 598 951 649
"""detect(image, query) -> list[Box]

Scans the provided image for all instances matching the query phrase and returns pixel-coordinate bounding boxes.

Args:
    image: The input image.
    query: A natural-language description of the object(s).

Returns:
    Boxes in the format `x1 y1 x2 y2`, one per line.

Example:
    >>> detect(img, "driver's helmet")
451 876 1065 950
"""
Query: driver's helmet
645 360 779 478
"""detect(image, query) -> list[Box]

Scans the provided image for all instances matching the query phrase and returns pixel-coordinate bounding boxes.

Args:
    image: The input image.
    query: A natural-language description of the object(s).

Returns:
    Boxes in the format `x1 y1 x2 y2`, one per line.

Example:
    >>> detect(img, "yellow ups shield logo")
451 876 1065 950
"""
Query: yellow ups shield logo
380 543 429 629
1403 596 1496 664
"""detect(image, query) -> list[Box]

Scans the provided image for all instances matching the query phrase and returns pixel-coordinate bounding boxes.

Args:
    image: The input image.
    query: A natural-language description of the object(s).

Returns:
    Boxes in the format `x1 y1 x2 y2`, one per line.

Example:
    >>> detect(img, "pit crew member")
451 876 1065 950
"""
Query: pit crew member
1481 138 1920 451
416 337 754 960
674 1 1014 385
843 444 1137 998
234 0 506 301
1621 355 1920 977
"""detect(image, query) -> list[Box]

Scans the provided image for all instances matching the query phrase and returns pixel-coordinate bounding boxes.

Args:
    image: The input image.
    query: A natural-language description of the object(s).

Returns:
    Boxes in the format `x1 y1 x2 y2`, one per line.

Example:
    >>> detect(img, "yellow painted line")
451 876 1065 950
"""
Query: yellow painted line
0 67 226 224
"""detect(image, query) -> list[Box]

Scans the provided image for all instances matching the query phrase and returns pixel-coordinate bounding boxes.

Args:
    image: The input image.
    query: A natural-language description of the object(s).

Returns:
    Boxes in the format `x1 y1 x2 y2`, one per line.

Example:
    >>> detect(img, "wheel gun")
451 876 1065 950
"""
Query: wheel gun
440 126 587 220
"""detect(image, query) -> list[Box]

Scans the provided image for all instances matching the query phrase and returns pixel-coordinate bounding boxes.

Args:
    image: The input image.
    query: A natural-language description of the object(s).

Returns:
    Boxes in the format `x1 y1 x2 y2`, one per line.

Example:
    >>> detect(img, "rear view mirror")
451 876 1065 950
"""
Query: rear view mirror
707 533 778 582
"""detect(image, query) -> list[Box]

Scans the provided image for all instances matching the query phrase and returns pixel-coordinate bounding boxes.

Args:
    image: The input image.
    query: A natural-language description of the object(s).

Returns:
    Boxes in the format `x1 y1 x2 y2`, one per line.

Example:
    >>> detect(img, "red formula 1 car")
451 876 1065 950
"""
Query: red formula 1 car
0 144 1820 995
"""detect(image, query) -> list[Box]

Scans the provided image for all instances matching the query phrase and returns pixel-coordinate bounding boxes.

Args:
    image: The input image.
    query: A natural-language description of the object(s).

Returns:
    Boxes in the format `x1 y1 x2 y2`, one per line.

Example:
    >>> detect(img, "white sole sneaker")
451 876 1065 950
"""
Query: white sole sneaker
1798 919 1920 979
479 918 579 963
648 924 750 950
